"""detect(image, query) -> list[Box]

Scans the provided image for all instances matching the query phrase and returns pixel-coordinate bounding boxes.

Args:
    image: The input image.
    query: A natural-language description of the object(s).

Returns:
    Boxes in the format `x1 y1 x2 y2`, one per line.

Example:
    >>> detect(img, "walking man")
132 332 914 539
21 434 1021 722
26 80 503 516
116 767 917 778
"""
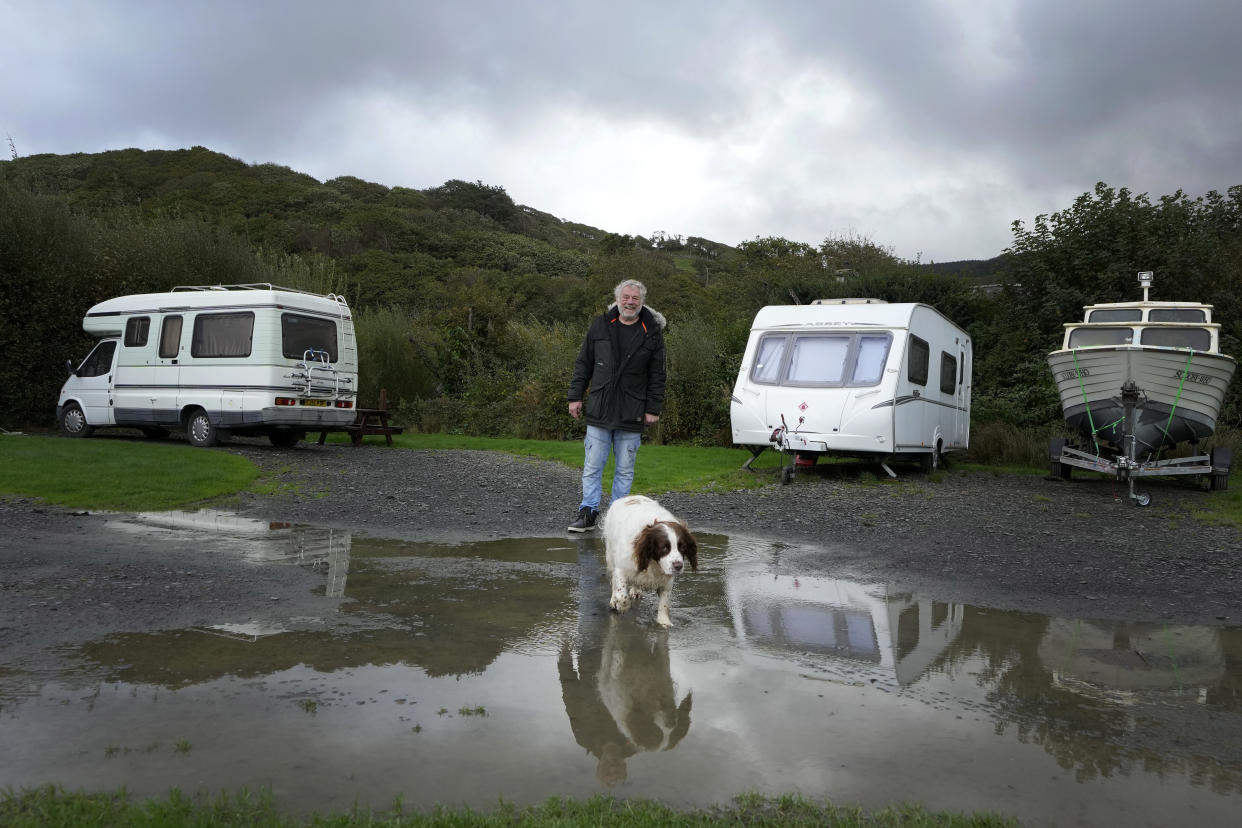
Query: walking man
566 279 666 532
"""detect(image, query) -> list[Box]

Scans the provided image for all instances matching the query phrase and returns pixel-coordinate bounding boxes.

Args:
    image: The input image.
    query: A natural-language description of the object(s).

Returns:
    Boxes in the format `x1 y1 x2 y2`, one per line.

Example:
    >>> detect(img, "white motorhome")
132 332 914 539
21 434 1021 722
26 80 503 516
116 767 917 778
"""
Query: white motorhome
730 300 971 478
56 283 358 447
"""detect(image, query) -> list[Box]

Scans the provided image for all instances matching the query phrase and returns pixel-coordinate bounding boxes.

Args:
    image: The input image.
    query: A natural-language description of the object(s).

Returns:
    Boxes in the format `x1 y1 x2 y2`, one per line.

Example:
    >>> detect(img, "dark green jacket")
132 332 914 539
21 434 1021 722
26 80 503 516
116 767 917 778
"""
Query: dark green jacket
567 305 667 432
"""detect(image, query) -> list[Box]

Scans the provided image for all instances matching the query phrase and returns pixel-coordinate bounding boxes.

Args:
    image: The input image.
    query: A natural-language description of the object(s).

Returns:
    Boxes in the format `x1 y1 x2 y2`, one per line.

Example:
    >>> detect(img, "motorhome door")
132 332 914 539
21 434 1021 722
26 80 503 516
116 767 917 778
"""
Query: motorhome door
73 340 118 426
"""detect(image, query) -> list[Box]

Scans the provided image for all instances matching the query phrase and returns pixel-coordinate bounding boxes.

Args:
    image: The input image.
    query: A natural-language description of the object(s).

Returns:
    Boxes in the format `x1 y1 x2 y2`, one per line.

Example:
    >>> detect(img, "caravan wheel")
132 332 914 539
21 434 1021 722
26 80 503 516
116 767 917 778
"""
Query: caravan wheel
59 403 94 438
185 409 220 448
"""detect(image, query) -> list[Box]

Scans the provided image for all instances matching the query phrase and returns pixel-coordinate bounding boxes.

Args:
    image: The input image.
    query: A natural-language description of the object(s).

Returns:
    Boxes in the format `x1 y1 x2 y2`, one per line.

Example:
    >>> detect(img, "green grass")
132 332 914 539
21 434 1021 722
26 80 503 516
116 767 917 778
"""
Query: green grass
0 434 259 510
0 786 1017 827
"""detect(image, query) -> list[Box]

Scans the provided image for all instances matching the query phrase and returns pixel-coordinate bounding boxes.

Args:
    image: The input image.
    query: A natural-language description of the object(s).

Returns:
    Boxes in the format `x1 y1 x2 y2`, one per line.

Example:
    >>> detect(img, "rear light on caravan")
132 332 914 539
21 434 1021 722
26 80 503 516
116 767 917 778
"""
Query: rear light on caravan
275 397 297 406
334 400 354 409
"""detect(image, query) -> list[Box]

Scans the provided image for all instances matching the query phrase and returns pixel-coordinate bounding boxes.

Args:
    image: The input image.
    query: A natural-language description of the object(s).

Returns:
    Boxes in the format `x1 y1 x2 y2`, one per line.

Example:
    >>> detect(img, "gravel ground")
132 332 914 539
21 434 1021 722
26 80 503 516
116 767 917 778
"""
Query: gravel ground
3 438 1242 666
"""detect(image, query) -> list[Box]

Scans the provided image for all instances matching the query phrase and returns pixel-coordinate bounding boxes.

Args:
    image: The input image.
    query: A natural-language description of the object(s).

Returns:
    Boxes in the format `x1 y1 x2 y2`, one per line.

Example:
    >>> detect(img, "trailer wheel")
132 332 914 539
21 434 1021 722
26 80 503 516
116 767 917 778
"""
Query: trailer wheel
780 465 795 485
185 409 220 448
59 403 94 438
1135 492 1152 507
1210 447 1232 491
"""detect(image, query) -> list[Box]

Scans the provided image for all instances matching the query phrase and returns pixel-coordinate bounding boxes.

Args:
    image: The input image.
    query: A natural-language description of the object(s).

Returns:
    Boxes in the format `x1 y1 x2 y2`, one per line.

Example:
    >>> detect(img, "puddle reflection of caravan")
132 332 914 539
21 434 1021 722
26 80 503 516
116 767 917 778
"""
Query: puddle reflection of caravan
727 572 963 686
730 300 971 479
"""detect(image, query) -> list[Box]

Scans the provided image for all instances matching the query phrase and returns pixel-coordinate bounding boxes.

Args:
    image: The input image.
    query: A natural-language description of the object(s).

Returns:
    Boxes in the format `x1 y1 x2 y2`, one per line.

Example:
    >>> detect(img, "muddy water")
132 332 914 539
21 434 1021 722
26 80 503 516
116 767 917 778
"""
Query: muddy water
3 514 1242 826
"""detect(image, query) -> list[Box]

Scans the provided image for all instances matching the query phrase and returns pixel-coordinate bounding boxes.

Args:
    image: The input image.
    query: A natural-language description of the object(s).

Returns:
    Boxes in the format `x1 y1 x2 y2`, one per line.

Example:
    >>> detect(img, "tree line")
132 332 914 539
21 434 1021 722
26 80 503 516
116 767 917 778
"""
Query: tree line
2 150 1241 445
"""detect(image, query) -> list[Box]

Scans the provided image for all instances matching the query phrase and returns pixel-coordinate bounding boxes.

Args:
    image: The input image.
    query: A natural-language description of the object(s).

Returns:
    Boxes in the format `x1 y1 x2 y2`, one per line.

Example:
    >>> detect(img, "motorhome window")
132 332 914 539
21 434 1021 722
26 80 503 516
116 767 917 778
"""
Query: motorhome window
940 352 957 394
908 336 929 386
281 313 338 361
78 341 116 378
787 335 850 384
159 315 182 359
1149 308 1207 323
751 335 787 384
1068 327 1132 347
1140 327 1212 350
1087 309 1141 323
124 316 150 347
850 335 891 385
191 312 254 358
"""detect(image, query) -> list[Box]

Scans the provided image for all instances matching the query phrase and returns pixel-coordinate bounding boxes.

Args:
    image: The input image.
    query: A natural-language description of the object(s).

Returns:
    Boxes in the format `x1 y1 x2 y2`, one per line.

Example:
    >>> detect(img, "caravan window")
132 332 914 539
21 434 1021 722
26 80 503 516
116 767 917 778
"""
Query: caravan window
1140 327 1211 350
751 332 892 388
787 335 850 384
124 316 150 347
851 335 891 385
159 315 182 359
940 352 957 394
191 312 254 358
908 336 929 386
282 313 338 361
751 335 788 384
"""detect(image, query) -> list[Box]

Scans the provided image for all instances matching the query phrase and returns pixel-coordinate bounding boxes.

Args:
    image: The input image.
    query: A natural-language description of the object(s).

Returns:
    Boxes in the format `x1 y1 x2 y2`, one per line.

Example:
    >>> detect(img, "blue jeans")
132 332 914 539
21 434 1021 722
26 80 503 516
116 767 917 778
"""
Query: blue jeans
579 425 642 511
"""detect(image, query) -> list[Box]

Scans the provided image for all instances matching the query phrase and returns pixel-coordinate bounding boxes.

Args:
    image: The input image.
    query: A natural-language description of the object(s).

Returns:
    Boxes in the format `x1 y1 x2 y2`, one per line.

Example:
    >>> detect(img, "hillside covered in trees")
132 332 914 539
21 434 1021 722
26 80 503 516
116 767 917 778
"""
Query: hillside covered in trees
3 148 1241 446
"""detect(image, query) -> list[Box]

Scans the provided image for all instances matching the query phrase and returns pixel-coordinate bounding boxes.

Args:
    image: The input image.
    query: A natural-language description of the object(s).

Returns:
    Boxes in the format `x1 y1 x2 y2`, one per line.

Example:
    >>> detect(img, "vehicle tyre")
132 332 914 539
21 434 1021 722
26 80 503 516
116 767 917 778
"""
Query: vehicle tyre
185 409 220 448
1135 492 1152 507
780 465 795 485
59 403 94 438
1210 473 1229 492
921 443 942 474
141 427 170 440
268 430 303 448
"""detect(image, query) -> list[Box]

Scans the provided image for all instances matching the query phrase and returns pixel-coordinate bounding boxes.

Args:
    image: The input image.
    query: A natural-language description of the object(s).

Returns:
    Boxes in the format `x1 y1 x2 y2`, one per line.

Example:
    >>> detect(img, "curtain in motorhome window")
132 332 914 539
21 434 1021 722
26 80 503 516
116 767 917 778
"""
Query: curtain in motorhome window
159 316 182 359
191 312 254 358
124 316 150 347
908 336 929 386
851 335 891 385
1140 327 1211 350
281 313 338 361
787 335 850 384
940 352 957 394
752 336 787 384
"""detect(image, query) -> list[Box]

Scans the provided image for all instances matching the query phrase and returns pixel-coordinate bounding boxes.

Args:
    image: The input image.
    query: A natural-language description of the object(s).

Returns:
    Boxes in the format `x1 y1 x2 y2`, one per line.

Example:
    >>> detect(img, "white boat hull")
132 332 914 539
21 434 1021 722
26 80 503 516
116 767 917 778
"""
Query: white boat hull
1047 346 1236 451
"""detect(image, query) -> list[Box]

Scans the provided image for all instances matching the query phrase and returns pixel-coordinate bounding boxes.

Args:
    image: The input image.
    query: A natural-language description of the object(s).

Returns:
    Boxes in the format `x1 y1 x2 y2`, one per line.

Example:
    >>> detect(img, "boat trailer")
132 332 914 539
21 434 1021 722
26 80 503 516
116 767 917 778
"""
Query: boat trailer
1049 382 1232 506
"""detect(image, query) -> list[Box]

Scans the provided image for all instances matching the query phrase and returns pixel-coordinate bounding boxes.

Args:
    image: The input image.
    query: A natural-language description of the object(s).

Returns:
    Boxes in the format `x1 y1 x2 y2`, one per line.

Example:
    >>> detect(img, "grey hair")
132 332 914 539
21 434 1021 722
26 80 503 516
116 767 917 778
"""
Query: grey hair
614 279 647 302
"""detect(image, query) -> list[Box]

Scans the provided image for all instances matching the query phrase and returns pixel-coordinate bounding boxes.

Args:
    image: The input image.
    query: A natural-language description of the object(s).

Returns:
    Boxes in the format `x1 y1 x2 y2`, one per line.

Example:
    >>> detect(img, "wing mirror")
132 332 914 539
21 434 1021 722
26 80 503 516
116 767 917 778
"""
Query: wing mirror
66 359 77 377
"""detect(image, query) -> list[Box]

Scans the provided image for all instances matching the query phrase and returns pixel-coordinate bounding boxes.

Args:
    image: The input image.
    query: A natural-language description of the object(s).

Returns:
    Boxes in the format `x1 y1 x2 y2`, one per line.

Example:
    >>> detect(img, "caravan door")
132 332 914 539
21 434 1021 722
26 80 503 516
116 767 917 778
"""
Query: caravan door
73 340 118 427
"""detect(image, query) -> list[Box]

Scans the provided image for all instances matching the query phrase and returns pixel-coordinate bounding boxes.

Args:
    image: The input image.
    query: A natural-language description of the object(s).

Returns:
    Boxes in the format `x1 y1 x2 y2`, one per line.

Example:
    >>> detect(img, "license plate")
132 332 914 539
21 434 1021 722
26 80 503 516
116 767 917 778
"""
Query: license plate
299 399 329 407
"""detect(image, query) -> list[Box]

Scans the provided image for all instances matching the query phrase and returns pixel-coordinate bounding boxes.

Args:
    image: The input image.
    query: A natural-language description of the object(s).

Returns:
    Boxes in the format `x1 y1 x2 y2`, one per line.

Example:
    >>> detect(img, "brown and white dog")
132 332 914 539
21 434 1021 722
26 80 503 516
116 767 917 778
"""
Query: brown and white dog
603 495 698 627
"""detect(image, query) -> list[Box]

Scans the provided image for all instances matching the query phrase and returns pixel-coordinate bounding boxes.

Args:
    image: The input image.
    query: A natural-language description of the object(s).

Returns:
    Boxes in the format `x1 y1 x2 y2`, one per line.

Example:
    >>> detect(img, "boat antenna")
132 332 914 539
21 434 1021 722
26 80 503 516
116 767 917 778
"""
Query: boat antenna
1137 270 1154 301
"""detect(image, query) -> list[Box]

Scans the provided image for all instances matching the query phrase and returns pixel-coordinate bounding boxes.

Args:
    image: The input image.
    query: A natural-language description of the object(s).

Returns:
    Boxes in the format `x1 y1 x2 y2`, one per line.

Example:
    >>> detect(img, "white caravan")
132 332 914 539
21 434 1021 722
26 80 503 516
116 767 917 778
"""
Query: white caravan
56 283 358 447
730 300 971 478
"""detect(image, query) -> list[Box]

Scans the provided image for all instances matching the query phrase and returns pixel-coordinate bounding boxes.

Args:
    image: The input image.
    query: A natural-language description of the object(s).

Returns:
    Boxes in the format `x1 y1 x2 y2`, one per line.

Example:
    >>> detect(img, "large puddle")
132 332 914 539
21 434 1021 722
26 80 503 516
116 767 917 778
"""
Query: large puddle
3 511 1242 825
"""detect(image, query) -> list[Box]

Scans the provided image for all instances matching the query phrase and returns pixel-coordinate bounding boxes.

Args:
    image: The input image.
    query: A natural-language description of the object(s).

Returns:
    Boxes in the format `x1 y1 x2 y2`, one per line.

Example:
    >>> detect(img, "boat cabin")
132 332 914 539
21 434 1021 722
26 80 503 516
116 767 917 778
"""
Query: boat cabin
1062 301 1222 353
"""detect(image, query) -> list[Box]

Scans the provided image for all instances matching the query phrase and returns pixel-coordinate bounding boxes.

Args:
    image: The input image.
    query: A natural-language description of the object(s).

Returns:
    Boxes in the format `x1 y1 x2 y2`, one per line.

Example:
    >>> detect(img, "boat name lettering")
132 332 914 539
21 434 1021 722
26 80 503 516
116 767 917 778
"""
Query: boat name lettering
1058 368 1089 380
1175 370 1214 385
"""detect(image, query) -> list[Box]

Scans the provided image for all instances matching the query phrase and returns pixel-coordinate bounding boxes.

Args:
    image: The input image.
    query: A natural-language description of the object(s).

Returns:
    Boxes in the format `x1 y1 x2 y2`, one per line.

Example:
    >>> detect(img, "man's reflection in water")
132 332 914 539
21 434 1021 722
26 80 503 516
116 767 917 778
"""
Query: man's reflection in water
560 538 692 785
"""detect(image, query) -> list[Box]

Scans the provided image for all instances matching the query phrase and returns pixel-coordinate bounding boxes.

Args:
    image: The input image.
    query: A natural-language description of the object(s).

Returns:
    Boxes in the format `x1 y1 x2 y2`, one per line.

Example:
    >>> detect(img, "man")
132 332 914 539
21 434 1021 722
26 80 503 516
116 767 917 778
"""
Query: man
566 279 666 532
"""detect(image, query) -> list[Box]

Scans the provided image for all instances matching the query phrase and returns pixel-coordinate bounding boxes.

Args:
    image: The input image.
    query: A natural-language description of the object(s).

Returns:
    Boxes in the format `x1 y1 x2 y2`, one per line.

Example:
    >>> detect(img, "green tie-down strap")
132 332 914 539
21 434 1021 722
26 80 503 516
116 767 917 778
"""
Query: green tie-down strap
1155 350 1195 459
1072 348 1105 455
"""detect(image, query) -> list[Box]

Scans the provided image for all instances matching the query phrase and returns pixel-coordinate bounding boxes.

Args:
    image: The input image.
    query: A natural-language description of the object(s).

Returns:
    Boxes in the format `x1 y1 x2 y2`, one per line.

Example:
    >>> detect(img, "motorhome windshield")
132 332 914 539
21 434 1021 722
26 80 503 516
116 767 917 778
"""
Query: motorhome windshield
751 332 892 387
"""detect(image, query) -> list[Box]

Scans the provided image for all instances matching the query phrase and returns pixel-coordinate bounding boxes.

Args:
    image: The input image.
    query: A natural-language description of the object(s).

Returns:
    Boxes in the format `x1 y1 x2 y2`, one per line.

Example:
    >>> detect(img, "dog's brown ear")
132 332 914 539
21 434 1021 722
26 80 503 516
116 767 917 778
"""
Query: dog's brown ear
635 524 665 573
675 521 698 570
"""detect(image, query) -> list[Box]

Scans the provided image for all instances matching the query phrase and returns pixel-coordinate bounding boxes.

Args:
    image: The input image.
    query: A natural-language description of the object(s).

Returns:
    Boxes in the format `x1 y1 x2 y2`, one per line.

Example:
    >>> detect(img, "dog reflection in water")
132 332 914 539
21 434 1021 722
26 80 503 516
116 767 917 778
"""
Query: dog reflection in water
559 616 692 784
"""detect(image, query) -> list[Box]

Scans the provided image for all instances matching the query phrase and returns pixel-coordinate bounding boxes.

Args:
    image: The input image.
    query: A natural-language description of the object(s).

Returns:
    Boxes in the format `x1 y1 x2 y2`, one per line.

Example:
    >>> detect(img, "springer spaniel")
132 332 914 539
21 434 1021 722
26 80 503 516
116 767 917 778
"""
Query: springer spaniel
603 495 698 627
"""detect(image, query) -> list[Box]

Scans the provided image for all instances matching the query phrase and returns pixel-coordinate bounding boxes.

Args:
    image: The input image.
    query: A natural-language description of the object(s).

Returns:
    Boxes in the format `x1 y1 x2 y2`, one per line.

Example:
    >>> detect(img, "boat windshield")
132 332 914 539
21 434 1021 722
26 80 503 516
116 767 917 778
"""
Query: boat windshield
1149 308 1207 323
1140 327 1212 350
1068 327 1132 347
1087 308 1142 323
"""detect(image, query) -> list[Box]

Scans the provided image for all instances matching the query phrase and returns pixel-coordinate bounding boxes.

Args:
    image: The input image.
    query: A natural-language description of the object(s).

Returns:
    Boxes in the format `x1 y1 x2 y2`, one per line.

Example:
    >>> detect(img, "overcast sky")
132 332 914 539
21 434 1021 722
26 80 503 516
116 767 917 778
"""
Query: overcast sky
5 1 1242 262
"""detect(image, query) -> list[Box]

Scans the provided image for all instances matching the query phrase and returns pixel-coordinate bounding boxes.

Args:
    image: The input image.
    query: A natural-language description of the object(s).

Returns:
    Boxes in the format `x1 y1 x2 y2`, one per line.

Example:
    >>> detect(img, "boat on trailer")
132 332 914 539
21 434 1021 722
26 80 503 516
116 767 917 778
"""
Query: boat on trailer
1046 271 1235 506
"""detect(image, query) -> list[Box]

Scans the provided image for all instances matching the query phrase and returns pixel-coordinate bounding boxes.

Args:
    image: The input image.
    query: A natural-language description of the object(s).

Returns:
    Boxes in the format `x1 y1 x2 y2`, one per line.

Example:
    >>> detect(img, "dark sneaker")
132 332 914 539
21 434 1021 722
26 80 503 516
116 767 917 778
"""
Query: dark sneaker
567 507 599 533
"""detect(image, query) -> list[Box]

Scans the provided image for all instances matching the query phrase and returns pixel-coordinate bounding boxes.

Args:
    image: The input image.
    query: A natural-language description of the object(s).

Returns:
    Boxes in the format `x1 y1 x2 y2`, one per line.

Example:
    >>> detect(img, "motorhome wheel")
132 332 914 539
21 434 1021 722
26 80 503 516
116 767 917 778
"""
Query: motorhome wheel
58 403 93 438
185 409 220 448
269 430 303 448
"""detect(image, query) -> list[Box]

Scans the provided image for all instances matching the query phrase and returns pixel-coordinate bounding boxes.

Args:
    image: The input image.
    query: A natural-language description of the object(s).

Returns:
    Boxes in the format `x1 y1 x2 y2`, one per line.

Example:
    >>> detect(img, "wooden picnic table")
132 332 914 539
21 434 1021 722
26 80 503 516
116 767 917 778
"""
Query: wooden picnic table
316 407 403 447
